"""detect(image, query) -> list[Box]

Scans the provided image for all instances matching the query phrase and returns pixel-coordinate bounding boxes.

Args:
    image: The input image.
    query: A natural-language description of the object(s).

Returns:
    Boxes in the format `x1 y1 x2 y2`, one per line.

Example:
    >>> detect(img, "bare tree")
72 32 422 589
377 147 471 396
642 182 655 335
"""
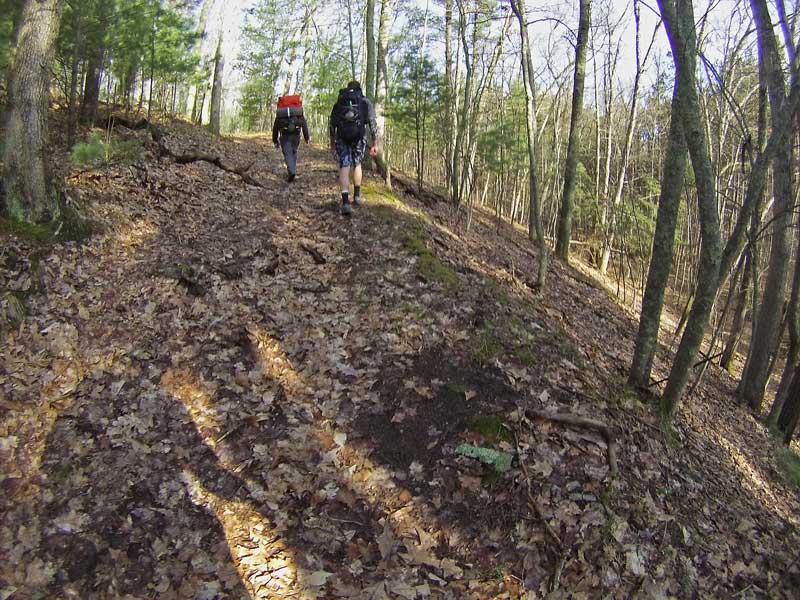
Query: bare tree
736 0 799 412
209 32 224 135
628 77 689 389
657 0 722 423
365 0 376 99
510 0 548 290
555 0 591 262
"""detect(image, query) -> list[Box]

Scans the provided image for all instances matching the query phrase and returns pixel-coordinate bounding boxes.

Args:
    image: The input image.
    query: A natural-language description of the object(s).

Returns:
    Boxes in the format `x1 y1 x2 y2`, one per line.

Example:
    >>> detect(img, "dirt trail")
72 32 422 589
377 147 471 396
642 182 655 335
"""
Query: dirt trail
1 122 798 599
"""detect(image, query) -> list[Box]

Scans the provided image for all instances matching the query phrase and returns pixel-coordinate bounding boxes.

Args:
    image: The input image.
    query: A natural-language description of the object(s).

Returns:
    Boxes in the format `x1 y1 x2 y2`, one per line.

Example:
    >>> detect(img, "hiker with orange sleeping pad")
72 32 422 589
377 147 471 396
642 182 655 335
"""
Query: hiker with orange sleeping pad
272 94 310 182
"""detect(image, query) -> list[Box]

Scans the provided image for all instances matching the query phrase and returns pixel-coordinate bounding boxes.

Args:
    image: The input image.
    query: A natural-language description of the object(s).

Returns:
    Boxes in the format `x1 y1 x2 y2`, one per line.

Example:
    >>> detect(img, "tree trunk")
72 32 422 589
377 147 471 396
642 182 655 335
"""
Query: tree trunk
778 362 800 443
770 225 800 425
67 6 83 147
737 0 796 413
510 0 548 291
301 4 313 94
443 0 455 199
414 1 430 194
555 0 591 262
80 44 105 126
2 0 65 223
599 3 656 275
628 77 689 388
365 0 376 99
658 0 722 423
209 33 224 135
720 251 752 371
346 0 357 79
372 0 392 186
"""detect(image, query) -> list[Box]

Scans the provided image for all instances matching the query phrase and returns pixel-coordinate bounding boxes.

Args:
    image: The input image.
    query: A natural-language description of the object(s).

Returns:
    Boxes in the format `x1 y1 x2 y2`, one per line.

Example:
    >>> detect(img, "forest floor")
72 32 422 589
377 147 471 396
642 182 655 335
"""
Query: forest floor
1 116 799 600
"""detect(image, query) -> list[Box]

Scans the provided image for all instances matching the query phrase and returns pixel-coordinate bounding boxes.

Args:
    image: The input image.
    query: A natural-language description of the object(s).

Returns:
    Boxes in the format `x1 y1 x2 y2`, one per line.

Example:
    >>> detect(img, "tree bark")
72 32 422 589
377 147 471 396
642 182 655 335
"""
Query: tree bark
628 77 688 388
658 0 722 423
555 0 591 262
770 224 800 425
209 33 224 136
80 44 105 126
66 4 83 147
737 0 797 412
778 362 800 443
372 0 392 186
2 0 65 223
510 0 548 291
346 0 357 79
365 0 376 99
443 0 455 200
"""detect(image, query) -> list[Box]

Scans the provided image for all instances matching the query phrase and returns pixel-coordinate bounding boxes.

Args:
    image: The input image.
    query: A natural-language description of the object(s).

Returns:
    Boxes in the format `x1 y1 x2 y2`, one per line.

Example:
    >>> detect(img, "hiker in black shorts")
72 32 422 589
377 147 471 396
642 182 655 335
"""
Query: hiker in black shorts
328 81 380 215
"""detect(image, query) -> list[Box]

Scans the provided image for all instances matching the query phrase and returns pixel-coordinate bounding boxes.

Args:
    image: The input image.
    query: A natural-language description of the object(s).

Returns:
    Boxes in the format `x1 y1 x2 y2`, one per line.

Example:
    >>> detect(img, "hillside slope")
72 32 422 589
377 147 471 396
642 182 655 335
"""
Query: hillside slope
1 119 798 599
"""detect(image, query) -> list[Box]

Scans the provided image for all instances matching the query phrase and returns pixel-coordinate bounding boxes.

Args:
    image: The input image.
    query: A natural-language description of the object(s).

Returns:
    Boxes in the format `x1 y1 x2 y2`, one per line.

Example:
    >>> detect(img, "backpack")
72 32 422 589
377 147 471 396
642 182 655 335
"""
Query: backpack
334 87 365 143
278 115 299 134
277 94 302 108
276 95 304 122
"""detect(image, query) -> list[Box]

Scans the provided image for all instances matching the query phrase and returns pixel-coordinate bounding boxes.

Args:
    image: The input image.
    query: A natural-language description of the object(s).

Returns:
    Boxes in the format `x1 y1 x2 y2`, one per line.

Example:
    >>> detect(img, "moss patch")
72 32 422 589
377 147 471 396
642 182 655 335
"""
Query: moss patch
365 185 458 290
0 204 94 244
1 290 27 330
776 447 800 489
417 253 459 288
472 326 503 365
467 414 512 444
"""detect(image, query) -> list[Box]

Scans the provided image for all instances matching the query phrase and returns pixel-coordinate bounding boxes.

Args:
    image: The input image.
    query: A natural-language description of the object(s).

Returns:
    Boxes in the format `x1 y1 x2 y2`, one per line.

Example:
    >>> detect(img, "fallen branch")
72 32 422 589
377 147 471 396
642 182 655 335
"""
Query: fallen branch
171 152 264 187
149 125 265 188
514 428 566 593
527 410 619 477
648 351 724 388
299 242 326 265
293 284 330 294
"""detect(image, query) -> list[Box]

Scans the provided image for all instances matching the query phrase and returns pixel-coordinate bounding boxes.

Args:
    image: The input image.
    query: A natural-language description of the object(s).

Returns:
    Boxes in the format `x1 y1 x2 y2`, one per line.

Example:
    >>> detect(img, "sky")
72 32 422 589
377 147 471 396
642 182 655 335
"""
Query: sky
197 0 750 112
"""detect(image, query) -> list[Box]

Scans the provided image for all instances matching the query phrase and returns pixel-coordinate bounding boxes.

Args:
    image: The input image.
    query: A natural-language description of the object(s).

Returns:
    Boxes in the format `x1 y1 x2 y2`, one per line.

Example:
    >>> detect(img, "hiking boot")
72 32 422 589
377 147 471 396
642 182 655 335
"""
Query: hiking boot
288 172 296 182
341 201 353 216
352 194 362 207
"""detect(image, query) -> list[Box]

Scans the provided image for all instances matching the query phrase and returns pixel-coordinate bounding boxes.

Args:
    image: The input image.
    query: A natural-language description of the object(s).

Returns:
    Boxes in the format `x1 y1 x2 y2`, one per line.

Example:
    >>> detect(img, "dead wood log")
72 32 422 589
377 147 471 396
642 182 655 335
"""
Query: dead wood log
526 410 619 477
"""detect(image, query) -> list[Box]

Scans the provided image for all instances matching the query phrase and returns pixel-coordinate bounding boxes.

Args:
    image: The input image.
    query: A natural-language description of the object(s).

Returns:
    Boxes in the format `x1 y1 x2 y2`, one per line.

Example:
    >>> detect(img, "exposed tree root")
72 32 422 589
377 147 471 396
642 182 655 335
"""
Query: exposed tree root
527 410 619 477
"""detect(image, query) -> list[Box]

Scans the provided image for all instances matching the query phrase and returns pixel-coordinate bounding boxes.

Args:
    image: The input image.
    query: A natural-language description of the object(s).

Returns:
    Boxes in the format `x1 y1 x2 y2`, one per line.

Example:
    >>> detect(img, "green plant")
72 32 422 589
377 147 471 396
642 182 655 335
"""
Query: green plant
71 131 108 166
472 327 502 365
70 131 142 168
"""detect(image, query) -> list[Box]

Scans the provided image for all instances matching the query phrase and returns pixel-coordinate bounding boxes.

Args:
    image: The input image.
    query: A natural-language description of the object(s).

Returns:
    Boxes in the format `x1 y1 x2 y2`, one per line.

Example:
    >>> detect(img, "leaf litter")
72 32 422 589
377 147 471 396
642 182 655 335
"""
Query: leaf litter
0 117 797 598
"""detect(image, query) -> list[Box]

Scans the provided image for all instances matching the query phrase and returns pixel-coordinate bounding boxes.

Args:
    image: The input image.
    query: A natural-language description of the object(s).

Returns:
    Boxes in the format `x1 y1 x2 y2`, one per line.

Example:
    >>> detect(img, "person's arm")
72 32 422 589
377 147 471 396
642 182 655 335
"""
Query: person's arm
302 117 310 143
272 118 279 146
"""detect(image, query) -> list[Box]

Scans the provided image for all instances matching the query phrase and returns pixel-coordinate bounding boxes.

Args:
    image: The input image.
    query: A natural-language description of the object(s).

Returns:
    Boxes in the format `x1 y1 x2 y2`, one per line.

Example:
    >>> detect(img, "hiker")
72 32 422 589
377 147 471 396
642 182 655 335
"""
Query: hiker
328 81 380 215
272 94 310 182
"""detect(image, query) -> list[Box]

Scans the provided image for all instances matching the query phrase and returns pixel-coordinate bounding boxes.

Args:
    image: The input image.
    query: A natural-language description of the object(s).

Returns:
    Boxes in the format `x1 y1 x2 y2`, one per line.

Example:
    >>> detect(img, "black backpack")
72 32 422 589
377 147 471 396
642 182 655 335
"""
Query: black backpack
279 115 299 134
334 87 365 143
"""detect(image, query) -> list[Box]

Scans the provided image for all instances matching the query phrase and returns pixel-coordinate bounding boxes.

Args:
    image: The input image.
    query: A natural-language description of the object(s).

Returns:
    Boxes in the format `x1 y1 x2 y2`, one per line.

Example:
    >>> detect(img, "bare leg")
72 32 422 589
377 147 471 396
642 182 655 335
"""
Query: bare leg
353 164 363 187
339 166 350 193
